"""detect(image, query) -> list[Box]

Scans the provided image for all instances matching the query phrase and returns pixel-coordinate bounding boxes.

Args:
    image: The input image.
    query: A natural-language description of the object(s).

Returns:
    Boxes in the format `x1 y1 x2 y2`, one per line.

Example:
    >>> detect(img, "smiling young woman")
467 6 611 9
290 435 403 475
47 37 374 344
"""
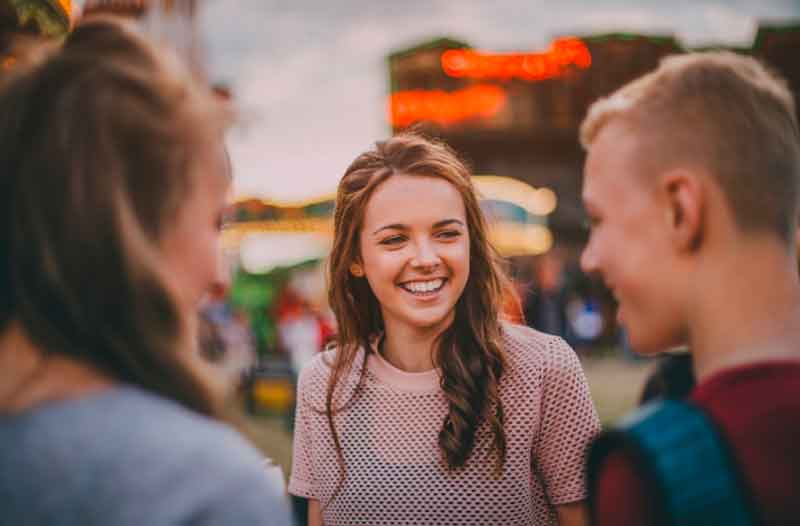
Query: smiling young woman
288 133 600 526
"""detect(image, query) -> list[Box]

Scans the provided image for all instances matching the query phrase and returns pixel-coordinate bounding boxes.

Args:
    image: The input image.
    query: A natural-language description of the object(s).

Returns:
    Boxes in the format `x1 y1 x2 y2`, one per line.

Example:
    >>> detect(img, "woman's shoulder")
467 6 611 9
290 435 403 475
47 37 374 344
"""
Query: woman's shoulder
110 388 294 522
498 323 590 406
0 386 294 524
110 389 296 522
500 322 573 362
297 347 336 382
97 387 262 464
500 322 583 380
296 344 367 406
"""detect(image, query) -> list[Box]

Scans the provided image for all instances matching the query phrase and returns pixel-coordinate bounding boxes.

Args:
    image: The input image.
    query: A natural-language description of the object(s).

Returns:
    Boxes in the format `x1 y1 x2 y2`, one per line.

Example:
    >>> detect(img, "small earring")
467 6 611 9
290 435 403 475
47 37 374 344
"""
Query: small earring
350 263 364 277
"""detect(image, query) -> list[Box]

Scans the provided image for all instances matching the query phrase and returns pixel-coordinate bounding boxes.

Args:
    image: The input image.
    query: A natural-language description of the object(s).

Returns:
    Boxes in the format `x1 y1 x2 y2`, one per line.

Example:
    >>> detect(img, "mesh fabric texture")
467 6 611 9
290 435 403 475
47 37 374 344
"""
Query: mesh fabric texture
289 323 600 525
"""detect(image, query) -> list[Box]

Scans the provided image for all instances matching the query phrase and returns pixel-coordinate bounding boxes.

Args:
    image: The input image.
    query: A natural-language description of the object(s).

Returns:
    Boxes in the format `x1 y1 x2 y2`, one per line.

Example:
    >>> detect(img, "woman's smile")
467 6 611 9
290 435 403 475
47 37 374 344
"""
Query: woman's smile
398 277 448 298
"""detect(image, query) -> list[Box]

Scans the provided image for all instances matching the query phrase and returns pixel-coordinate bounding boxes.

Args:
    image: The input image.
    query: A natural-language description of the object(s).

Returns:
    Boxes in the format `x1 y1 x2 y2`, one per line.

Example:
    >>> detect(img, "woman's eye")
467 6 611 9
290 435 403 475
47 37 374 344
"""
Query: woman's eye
437 230 462 239
380 235 406 245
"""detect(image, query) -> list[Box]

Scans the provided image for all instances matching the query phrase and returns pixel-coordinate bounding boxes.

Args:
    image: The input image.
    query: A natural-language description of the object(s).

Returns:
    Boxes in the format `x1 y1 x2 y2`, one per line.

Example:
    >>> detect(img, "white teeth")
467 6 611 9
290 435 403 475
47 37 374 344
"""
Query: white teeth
403 279 444 293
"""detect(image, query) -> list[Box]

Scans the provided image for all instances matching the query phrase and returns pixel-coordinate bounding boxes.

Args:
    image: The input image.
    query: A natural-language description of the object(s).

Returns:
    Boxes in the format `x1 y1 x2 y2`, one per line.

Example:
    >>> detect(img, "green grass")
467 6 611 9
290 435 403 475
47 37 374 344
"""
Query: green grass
581 353 654 426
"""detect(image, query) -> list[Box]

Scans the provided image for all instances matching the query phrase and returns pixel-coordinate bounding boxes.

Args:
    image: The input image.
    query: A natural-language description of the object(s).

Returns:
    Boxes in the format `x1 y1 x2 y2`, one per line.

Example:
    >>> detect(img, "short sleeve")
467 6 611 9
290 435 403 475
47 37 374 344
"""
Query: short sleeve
533 337 601 505
288 364 317 499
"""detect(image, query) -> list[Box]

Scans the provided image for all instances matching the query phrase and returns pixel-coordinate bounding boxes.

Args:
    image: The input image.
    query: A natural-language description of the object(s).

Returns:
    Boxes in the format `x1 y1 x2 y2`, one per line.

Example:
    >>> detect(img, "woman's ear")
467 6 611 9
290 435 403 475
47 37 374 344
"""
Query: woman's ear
661 169 705 253
349 262 365 277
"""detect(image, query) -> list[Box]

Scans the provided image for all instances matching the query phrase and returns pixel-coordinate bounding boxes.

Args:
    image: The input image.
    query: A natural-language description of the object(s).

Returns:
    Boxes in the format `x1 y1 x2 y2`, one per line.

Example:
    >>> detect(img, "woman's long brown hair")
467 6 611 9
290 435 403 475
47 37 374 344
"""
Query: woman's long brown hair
0 16 228 418
326 133 512 494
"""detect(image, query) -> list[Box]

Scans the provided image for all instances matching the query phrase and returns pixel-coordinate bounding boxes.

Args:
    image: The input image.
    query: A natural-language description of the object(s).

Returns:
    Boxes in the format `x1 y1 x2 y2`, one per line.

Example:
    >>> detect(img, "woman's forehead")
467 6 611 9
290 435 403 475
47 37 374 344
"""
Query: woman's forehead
362 174 467 229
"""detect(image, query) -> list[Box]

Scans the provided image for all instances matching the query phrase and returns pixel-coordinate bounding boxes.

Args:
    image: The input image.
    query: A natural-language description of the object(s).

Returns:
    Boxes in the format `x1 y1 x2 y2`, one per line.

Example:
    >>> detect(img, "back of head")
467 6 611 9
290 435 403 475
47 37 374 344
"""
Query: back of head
0 16 227 416
581 51 800 243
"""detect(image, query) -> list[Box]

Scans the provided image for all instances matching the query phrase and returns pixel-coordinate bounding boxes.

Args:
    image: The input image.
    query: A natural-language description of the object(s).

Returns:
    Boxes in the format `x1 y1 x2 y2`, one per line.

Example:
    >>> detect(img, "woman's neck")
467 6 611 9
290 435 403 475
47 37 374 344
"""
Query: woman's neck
381 316 454 372
0 321 114 413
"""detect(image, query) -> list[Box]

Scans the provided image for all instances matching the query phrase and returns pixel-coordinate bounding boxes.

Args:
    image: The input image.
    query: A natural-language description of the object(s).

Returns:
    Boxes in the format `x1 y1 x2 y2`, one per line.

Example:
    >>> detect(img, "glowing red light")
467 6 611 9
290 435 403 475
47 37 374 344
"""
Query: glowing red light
441 37 591 82
388 84 508 127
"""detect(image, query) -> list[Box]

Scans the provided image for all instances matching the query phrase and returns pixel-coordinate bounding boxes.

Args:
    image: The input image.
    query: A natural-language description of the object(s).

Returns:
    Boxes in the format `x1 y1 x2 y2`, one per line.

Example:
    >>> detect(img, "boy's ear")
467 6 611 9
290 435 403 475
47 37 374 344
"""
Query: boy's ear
661 169 704 253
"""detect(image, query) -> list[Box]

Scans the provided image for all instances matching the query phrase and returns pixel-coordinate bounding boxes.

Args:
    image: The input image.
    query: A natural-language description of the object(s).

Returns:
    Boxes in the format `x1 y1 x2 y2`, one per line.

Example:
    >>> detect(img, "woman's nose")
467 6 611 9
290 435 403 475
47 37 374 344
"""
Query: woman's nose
410 239 440 270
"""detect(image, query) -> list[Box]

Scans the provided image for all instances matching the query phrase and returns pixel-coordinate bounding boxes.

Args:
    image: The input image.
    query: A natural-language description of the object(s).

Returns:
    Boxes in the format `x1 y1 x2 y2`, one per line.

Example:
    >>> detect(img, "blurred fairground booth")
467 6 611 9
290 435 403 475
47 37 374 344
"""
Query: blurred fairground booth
385 26 800 252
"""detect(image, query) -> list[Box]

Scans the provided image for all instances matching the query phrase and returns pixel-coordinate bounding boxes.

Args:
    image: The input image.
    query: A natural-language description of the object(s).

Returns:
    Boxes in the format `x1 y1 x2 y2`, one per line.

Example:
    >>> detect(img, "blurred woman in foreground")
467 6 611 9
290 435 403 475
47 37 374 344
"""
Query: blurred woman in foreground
0 16 292 526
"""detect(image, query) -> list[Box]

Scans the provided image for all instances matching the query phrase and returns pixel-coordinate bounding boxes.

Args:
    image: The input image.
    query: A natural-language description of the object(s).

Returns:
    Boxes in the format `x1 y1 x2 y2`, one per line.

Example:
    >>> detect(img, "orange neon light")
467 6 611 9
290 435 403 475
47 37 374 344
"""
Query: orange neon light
441 37 591 82
389 84 507 127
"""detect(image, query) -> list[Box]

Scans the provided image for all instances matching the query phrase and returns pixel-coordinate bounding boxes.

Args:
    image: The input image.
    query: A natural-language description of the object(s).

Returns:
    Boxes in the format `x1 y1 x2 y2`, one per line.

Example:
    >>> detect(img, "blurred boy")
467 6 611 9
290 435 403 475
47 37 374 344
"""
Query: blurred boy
580 52 800 524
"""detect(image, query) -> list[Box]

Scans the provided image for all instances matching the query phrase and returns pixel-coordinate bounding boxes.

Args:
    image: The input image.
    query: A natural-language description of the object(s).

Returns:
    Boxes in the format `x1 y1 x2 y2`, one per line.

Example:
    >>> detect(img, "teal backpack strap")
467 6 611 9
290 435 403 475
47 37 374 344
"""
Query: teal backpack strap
588 400 755 526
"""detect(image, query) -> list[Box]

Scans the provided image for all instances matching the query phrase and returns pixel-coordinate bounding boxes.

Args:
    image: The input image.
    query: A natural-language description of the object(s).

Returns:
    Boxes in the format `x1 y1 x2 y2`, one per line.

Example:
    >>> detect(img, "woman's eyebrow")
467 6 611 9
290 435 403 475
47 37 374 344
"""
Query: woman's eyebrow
372 218 465 236
433 219 465 228
372 223 407 235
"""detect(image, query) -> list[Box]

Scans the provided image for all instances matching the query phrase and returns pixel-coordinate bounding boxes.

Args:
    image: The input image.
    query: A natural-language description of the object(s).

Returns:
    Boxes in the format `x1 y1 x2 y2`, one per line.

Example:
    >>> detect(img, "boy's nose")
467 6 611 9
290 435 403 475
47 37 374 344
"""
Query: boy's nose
580 243 597 275
212 243 232 296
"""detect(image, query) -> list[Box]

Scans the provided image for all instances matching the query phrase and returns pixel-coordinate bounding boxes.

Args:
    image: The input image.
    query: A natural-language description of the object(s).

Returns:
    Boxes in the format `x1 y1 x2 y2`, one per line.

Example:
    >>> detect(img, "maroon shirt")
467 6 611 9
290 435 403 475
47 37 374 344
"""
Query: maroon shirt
591 361 800 525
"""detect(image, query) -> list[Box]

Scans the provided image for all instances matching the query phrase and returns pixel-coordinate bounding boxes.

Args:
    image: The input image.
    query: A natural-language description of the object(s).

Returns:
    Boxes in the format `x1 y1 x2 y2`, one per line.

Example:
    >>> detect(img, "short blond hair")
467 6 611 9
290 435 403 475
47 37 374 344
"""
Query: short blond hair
581 51 800 242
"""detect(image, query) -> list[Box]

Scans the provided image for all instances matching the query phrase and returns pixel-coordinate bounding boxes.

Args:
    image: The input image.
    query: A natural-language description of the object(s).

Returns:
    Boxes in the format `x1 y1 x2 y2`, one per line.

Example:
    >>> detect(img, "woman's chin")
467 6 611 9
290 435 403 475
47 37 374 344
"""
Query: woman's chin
400 308 456 332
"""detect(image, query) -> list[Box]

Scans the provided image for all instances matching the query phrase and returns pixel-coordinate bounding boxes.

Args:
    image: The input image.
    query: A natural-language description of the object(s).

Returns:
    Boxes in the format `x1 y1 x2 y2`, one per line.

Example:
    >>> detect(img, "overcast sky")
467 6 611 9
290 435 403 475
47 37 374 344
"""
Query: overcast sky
198 0 800 201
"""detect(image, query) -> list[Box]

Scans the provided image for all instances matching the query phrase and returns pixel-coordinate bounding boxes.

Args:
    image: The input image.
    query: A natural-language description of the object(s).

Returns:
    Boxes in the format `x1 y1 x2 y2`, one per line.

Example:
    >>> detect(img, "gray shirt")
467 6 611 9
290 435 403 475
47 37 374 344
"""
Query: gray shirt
0 386 294 525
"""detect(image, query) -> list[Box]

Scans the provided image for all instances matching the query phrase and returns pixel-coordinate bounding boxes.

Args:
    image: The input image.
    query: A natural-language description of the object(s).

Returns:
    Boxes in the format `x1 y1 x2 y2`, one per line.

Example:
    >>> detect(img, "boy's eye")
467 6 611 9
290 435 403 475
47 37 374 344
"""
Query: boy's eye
219 206 236 230
582 216 600 231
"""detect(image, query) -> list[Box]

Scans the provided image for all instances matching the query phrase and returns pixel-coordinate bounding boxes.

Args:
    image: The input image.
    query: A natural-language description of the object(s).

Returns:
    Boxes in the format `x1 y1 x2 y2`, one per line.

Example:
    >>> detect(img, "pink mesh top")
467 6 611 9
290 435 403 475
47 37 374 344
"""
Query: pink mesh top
289 323 600 525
